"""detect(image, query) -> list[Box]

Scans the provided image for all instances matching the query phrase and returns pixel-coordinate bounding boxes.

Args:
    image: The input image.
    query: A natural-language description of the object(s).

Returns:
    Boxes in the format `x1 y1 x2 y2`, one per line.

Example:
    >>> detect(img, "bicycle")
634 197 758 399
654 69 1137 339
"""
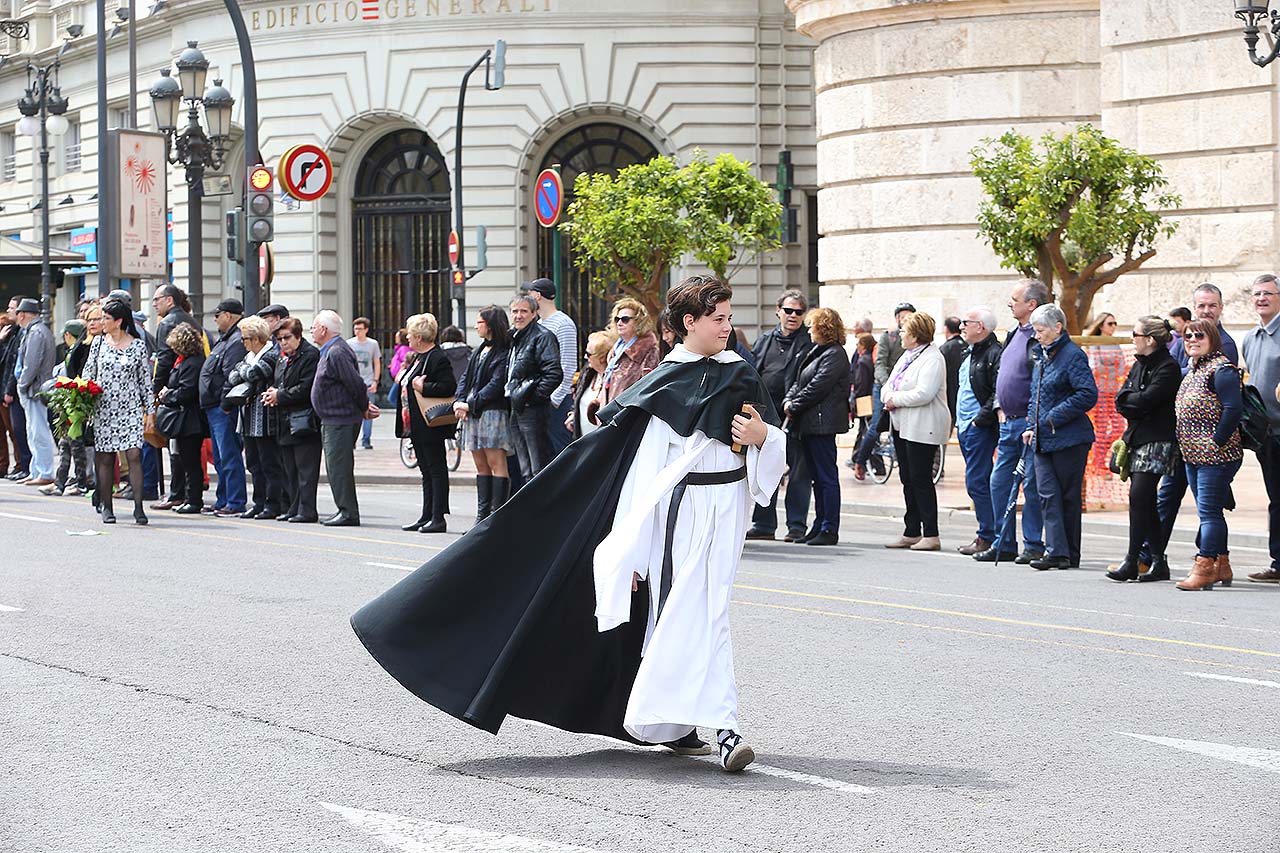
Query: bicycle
871 432 945 485
401 435 463 472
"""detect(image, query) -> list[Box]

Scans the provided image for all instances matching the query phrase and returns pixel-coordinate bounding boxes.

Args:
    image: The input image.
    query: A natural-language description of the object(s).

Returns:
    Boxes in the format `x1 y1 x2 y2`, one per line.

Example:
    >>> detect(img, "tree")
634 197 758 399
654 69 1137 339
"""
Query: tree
559 150 782 317
970 125 1181 334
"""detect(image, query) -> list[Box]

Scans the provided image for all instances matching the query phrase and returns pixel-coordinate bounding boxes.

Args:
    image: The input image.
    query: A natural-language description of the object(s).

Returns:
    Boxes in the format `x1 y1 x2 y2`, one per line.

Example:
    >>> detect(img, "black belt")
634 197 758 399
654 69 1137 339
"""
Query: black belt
656 466 747 624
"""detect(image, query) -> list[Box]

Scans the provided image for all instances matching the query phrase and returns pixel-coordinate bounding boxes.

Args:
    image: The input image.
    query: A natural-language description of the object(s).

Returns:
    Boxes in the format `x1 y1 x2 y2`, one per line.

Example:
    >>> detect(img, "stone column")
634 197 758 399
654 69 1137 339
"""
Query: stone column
789 0 1100 326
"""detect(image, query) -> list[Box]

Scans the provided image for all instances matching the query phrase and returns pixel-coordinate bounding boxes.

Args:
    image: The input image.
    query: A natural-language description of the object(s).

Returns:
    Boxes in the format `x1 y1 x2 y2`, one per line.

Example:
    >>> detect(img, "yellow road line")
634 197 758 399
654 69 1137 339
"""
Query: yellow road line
178 527 424 564
734 600 1280 677
735 584 1280 660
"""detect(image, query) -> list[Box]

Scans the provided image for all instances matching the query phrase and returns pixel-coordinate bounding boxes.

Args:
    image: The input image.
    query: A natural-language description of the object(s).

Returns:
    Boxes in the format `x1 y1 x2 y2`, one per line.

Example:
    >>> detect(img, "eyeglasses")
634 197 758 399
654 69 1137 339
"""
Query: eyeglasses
779 307 805 316
277 334 295 341
959 319 982 327
1131 332 1152 339
1185 331 1209 341
1254 291 1280 298
615 316 635 324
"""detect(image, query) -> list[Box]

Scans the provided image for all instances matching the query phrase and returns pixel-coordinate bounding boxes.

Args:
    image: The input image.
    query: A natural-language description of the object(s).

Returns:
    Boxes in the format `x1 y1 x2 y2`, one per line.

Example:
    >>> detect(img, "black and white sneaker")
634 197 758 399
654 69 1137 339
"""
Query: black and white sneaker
662 730 713 756
716 729 755 772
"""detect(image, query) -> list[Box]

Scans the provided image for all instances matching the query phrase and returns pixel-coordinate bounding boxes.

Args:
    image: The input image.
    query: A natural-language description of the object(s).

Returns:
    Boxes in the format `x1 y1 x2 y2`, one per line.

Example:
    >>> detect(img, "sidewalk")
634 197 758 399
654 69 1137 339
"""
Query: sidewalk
349 415 1276 553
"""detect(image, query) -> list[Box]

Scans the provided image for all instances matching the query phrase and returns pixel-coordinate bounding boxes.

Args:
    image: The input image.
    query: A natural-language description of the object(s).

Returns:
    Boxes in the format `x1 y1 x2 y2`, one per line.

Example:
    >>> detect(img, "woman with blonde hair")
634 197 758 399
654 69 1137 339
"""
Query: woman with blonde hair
881 311 950 551
601 297 659 404
227 316 286 519
156 324 208 514
782 307 851 546
567 328 619 439
397 312 457 533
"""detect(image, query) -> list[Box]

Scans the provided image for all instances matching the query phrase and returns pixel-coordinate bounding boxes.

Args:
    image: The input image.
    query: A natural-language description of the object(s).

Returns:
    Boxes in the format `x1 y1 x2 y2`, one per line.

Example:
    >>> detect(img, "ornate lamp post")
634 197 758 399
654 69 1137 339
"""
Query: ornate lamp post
149 41 233 322
16 60 69 321
1233 1 1280 66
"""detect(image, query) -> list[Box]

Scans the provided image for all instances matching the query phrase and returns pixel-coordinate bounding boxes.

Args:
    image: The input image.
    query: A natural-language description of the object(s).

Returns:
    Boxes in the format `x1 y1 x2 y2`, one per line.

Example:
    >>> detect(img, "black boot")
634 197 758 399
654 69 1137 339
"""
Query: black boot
1138 554 1171 583
1106 556 1140 582
491 476 510 512
475 475 494 523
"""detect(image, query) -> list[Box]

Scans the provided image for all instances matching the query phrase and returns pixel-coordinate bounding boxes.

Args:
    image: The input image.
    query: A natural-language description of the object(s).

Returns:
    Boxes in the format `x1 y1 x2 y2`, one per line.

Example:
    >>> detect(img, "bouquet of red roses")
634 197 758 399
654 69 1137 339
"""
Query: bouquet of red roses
45 376 103 440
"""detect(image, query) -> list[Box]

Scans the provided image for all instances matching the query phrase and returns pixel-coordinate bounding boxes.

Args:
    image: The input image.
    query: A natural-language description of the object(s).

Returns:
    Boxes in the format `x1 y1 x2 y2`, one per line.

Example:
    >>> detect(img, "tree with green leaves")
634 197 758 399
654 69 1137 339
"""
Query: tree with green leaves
559 150 782 317
970 125 1181 334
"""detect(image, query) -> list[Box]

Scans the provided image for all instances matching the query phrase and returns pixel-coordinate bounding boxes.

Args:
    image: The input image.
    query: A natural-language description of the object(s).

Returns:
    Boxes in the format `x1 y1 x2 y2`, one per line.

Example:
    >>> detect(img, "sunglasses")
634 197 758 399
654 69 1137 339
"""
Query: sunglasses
779 307 805 316
1185 331 1209 341
615 316 635 324
959 319 982 327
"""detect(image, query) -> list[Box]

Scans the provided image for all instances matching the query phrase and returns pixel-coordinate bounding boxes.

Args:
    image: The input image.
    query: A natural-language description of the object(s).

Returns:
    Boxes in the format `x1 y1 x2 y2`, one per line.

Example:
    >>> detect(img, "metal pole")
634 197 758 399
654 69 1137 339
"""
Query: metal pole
96 0 109 297
188 172 203 324
550 162 562 311
127 0 136 127
38 71 50 322
222 0 259 314
453 49 489 329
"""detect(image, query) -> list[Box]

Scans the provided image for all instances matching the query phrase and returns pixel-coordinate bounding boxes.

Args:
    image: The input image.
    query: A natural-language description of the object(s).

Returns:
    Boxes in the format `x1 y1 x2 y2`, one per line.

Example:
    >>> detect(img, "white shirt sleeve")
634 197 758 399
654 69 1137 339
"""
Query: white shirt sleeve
746 423 787 506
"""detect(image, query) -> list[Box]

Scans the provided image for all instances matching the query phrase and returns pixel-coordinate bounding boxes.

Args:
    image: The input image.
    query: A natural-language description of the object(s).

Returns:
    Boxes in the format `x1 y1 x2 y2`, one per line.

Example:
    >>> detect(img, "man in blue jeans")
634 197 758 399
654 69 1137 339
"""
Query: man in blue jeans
954 306 1002 556
199 298 248 516
975 279 1048 563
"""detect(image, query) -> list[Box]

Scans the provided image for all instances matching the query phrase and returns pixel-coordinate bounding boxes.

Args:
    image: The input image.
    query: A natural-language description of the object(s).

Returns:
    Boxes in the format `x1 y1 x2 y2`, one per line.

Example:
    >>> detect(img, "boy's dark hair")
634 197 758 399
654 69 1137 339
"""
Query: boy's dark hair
944 316 961 335
667 274 732 337
439 324 466 344
1169 306 1192 322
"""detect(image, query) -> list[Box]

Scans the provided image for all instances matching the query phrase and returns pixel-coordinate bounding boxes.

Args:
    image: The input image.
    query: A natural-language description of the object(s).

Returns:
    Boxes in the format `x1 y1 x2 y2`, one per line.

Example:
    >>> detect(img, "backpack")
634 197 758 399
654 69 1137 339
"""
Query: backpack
1239 377 1271 454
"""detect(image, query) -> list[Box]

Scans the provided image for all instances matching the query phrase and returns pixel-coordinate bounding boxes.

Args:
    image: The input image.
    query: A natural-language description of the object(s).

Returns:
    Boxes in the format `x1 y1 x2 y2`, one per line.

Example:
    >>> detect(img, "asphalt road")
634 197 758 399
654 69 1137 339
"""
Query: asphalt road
3 478 1279 852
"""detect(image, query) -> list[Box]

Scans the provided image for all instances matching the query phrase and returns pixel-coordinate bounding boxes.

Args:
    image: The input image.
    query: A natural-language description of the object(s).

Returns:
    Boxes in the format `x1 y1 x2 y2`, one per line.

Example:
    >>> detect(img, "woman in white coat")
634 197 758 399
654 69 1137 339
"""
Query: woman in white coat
881 311 950 551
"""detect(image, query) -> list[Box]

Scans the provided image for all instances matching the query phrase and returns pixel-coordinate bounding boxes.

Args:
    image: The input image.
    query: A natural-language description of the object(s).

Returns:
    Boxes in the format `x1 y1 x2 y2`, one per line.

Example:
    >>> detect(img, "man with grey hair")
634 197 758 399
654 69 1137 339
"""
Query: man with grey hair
505 292 562 486
311 309 379 527
1241 273 1280 583
954 306 1003 555
974 278 1049 563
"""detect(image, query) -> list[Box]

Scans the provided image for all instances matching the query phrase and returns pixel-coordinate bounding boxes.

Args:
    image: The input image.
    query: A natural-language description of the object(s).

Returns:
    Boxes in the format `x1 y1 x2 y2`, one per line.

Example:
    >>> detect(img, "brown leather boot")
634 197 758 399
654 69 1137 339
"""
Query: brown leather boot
1176 555 1219 591
1215 553 1234 587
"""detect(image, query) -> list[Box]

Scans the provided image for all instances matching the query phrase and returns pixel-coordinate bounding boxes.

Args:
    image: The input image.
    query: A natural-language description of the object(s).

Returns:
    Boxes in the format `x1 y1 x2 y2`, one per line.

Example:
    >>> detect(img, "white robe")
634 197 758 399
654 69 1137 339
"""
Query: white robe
593 345 787 743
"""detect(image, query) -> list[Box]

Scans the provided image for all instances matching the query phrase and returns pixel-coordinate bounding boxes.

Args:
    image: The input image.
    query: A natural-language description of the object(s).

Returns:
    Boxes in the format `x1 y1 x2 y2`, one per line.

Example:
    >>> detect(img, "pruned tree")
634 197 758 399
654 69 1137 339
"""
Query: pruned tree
559 150 781 317
971 125 1181 334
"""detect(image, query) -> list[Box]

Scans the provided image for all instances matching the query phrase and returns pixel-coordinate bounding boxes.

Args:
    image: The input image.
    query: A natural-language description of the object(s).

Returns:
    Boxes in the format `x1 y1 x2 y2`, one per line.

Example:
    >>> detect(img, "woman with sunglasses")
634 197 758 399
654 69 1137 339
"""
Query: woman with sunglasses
1172 319 1243 591
1087 312 1122 351
601 298 659 405
1108 315 1180 582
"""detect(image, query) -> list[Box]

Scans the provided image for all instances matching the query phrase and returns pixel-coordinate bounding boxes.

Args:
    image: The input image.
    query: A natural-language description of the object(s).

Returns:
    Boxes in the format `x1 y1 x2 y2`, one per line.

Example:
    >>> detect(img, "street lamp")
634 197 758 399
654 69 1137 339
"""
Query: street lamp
149 41 234 323
16 59 69 322
1233 0 1280 66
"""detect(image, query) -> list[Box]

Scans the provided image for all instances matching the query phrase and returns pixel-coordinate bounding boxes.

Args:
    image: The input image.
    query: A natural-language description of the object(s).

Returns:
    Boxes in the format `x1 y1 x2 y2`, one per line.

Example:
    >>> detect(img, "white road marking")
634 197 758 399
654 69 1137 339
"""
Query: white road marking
0 511 55 523
365 561 417 571
1185 671 1280 689
1118 732 1280 774
320 801 599 852
0 604 22 612
514 719 872 793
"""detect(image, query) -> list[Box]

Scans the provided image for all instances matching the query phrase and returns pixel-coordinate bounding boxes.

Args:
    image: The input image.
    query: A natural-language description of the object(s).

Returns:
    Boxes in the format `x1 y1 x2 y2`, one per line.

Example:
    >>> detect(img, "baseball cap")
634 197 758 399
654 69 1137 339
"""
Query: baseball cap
893 302 917 315
523 278 556 299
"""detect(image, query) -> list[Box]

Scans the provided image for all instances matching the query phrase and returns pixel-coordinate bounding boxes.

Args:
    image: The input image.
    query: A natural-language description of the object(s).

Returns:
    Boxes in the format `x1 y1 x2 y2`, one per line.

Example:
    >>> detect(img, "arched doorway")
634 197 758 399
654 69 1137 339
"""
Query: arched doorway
535 122 660 334
352 128 451 346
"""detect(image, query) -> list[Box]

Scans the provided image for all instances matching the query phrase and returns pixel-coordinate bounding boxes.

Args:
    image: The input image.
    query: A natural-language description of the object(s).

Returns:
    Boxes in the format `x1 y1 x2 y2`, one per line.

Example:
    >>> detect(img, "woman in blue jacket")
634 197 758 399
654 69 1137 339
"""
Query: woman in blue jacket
1023 304 1099 571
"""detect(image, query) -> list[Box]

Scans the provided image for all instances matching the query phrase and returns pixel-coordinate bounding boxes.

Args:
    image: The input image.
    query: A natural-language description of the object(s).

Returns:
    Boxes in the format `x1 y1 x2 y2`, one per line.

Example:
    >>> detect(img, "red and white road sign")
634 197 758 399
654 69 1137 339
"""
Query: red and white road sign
448 230 460 267
534 168 564 228
259 242 275 286
278 144 333 202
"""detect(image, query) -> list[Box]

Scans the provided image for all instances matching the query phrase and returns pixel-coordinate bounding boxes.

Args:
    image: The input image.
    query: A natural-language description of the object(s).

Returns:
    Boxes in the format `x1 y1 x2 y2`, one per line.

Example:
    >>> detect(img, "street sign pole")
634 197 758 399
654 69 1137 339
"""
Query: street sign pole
551 163 562 310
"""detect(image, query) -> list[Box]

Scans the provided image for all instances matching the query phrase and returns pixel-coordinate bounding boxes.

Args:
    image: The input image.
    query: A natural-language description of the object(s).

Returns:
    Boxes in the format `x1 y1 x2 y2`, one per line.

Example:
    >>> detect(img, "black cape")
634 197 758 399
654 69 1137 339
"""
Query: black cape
350 355 777 740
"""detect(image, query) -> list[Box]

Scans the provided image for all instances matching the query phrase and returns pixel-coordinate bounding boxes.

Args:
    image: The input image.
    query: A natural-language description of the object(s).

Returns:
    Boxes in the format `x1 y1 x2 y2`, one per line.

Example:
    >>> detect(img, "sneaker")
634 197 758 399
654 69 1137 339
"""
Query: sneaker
1248 569 1280 583
62 485 84 497
361 443 373 450
38 482 62 495
662 730 713 756
716 729 755 773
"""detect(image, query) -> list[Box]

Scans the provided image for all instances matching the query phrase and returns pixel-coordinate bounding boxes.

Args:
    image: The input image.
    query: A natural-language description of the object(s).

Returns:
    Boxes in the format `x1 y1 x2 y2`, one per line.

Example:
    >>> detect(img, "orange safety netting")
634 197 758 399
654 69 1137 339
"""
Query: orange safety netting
1083 343 1136 509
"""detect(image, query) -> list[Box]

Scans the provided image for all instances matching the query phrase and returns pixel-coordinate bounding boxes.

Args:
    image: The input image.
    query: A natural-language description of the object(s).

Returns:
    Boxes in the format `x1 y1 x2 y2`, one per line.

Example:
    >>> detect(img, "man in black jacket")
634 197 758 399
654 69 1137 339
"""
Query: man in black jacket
150 284 199 510
505 293 562 488
939 315 966 425
200 298 248 516
954 306 1003 556
0 296 32 478
746 289 814 541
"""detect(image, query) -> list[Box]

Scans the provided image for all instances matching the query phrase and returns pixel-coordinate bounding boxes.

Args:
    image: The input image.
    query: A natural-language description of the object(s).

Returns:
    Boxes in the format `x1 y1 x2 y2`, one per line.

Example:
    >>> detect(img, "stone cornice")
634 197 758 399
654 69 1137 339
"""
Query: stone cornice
786 0 1099 42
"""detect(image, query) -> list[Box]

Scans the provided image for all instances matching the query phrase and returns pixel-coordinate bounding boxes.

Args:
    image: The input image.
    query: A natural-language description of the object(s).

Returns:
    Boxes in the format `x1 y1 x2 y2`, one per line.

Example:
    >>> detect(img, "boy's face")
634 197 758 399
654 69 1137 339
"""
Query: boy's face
685 300 733 353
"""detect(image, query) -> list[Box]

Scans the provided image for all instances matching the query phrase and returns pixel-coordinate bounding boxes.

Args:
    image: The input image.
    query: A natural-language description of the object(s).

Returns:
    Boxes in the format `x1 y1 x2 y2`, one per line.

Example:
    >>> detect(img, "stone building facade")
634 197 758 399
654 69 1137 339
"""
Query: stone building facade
0 0 818 344
790 0 1275 329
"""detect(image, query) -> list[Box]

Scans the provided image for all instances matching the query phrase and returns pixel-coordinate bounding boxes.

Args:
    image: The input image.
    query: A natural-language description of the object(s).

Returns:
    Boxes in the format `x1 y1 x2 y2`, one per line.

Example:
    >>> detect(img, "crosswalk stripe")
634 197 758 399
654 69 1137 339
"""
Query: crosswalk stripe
1184 671 1280 689
0 604 22 612
320 801 600 851
0 511 56 523
1118 732 1280 774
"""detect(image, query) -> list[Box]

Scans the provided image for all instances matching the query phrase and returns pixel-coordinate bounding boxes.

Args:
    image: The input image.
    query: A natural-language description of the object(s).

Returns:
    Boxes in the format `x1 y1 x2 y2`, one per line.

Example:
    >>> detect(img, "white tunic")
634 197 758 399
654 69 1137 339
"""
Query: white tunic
593 345 787 743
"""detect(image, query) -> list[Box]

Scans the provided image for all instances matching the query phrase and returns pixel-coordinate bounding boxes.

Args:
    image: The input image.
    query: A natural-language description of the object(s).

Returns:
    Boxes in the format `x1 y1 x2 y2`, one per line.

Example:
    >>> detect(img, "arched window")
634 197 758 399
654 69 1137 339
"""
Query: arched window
352 129 451 345
535 122 660 334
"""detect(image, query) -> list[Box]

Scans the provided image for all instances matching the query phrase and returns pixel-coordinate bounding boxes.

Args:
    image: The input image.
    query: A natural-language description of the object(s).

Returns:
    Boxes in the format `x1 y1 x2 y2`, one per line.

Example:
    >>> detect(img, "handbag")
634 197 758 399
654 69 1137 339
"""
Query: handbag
223 381 253 407
155 403 186 437
287 408 319 437
415 392 458 428
855 395 873 419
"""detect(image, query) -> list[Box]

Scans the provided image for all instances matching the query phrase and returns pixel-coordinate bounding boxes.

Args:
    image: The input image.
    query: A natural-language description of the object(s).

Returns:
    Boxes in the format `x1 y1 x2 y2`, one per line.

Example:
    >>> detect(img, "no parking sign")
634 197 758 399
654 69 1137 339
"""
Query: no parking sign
534 168 563 228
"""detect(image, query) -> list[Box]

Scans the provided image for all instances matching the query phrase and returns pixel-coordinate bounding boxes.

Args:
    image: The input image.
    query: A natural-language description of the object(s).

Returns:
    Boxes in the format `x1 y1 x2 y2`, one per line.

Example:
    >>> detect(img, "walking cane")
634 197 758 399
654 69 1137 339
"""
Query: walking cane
992 442 1031 566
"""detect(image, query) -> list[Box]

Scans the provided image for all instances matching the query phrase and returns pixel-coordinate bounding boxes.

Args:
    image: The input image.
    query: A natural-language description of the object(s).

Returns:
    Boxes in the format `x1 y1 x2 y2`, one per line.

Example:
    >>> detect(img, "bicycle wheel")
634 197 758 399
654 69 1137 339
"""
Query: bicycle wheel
400 436 417 469
872 439 895 484
931 444 945 485
447 437 462 471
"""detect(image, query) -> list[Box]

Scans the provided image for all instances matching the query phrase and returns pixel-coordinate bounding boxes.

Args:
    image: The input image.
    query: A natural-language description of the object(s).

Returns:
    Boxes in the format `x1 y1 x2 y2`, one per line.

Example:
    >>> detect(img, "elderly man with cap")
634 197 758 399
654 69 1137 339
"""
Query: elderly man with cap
850 302 914 480
522 277 578 457
200 297 248 516
12 297 56 485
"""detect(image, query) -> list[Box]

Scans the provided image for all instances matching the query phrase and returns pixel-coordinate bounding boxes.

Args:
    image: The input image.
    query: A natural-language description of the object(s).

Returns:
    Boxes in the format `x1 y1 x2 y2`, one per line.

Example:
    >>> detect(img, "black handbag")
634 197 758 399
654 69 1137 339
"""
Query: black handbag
156 404 185 437
223 381 253 407
287 408 318 437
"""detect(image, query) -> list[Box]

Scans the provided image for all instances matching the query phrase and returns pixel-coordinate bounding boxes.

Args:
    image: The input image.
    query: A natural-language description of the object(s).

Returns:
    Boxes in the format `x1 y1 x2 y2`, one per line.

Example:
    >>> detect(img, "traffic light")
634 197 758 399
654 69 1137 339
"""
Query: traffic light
776 150 794 207
473 224 488 272
247 165 274 243
225 207 243 262
451 268 465 300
